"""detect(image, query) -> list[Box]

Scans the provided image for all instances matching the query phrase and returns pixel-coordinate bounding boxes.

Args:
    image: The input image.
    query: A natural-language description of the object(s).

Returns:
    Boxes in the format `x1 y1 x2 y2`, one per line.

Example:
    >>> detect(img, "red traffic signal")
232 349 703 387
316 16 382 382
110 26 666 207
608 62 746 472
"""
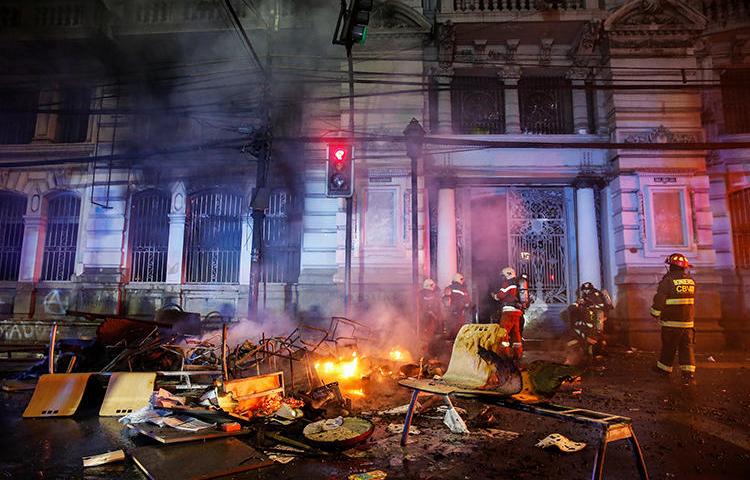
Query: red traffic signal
326 144 354 197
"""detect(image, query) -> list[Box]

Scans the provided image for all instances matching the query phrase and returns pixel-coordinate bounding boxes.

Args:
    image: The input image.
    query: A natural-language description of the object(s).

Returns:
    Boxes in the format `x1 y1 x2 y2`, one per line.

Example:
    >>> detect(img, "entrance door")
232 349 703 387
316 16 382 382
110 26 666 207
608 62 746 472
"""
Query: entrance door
470 192 508 321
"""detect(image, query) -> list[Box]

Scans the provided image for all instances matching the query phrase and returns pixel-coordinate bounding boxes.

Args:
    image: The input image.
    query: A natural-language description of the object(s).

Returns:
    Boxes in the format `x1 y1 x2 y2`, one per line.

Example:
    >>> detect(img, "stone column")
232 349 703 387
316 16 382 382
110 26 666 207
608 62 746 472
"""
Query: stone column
571 78 589 134
436 179 458 289
502 71 521 134
18 213 46 283
575 180 602 288
436 68 454 134
165 184 187 284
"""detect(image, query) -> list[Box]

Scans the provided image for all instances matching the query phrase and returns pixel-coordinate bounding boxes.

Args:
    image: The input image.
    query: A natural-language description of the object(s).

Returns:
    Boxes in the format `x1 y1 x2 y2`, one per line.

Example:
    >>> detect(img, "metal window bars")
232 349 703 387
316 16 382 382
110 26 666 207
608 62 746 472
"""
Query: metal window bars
0 191 26 281
129 189 170 282
41 192 81 281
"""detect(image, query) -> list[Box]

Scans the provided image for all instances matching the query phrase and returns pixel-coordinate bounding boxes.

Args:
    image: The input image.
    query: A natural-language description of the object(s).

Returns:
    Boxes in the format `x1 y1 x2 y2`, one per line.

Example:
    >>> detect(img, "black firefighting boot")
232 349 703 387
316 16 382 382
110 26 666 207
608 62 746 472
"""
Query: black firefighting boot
651 364 671 378
681 372 697 387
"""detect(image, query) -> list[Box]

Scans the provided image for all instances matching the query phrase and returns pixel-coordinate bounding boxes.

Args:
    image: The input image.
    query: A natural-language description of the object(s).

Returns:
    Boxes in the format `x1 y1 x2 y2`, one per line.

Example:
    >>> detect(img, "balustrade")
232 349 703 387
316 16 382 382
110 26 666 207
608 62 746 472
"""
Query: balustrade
451 0 586 13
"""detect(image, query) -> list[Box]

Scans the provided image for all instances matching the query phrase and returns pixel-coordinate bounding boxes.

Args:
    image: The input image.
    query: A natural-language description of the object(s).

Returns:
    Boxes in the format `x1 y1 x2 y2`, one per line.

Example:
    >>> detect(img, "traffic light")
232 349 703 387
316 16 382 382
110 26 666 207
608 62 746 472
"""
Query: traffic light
326 143 354 197
348 0 373 45
333 0 373 46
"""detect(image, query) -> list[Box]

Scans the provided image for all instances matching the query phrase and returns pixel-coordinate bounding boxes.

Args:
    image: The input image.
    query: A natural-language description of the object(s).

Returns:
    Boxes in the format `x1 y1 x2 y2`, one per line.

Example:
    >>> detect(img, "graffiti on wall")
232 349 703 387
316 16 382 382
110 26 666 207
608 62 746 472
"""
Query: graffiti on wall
43 290 69 315
0 321 50 342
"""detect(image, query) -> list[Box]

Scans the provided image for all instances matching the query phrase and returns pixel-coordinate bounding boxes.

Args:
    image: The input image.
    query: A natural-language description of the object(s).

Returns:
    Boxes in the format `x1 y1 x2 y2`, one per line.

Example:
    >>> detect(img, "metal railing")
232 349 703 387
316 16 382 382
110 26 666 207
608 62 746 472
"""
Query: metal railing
450 0 587 13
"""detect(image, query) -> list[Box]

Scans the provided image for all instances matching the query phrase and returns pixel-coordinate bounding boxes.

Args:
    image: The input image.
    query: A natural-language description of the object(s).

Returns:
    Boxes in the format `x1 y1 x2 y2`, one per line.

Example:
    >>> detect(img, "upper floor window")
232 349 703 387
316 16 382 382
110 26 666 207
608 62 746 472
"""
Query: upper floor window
184 190 242 283
56 87 92 143
519 76 573 134
730 187 750 268
451 76 505 134
0 89 37 144
721 69 750 134
263 189 301 283
41 192 80 281
129 189 170 282
0 191 26 281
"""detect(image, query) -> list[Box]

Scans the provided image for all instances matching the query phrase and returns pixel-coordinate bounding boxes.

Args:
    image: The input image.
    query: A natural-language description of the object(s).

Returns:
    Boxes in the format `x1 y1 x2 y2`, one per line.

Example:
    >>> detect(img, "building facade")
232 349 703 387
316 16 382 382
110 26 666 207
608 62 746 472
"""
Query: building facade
0 0 748 349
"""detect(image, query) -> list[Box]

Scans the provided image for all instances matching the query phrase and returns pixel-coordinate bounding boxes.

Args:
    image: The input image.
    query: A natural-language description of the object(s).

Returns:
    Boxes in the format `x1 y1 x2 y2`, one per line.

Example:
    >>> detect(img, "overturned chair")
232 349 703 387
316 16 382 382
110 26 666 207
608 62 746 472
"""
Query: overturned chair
398 324 649 480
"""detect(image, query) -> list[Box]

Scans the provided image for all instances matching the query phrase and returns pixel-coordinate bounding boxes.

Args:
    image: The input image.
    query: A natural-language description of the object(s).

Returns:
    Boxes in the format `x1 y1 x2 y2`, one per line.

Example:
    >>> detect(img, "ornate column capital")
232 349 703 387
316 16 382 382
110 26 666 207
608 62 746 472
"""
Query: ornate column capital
573 175 606 189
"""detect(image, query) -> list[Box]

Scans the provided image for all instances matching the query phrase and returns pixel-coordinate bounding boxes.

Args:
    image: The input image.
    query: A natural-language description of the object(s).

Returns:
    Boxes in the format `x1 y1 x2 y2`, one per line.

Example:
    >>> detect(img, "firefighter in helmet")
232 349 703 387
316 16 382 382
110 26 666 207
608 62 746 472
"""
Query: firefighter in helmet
491 266 524 361
572 282 613 359
419 278 443 356
443 273 471 340
651 253 697 386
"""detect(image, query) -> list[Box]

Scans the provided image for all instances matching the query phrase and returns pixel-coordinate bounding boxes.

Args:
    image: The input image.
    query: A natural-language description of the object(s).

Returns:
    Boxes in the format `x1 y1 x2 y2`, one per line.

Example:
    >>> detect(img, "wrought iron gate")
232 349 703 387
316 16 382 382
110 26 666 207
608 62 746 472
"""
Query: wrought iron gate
508 188 569 304
184 190 242 283
262 189 301 283
41 192 81 281
129 189 170 282
0 191 26 281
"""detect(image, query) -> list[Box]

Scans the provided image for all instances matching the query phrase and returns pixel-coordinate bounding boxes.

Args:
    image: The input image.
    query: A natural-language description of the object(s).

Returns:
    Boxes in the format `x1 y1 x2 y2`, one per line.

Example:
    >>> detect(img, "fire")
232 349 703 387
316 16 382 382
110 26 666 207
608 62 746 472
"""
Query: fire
314 351 366 397
388 347 411 363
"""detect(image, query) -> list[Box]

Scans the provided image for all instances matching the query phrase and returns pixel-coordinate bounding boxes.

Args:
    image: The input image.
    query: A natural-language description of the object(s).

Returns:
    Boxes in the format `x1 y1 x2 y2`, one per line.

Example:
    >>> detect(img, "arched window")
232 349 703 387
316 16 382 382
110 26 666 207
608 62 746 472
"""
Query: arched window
730 188 750 268
184 190 242 283
129 189 170 282
263 189 301 283
41 192 81 281
0 191 26 281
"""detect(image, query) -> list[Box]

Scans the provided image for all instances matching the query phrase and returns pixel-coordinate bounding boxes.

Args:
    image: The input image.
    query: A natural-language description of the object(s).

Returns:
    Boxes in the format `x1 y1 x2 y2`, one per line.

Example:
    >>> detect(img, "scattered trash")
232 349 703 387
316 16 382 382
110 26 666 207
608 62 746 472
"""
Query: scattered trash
118 406 171 425
535 433 587 453
443 406 469 434
472 428 519 441
572 389 583 396
379 404 413 415
162 415 215 432
349 470 388 480
386 423 421 435
153 388 186 408
82 449 126 467
707 356 716 362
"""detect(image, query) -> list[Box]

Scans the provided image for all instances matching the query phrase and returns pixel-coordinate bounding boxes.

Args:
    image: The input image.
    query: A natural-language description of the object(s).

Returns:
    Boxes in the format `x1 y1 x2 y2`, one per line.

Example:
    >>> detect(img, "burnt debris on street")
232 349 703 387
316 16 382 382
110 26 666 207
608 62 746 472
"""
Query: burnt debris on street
1 1 750 479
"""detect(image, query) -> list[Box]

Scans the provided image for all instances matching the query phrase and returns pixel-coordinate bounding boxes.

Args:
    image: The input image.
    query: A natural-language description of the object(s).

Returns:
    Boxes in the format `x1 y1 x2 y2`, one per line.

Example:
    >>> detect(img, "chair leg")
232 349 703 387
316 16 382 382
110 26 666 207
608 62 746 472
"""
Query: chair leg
627 426 650 480
400 390 420 447
591 438 608 480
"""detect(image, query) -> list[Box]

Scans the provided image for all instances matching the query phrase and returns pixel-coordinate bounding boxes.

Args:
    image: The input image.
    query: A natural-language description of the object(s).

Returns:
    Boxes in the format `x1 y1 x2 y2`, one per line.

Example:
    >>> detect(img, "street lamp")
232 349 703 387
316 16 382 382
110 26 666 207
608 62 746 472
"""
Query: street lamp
404 118 425 341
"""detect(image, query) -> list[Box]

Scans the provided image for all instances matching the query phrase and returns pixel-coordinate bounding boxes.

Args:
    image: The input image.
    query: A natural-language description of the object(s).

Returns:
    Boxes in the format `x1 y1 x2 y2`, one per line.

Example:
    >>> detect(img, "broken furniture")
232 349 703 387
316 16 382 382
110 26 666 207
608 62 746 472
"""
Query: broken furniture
23 373 95 417
397 322 649 480
130 437 272 480
126 422 252 444
99 372 157 416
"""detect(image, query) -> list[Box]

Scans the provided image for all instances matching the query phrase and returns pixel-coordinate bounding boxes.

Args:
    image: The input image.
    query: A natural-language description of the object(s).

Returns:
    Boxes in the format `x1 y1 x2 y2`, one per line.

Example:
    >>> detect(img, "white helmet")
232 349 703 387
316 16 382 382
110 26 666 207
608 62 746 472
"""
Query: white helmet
423 278 436 290
452 273 465 285
501 267 516 280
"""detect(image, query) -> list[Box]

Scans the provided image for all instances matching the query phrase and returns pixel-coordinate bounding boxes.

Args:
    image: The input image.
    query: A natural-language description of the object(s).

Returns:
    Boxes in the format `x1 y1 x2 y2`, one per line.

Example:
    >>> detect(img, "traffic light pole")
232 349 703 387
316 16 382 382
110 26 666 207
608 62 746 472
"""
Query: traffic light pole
344 44 355 315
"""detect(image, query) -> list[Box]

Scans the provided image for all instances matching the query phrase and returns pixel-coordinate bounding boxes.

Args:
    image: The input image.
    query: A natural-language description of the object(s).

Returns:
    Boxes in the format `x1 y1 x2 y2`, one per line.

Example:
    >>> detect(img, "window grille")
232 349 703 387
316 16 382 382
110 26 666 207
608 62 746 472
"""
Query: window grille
184 190 242 283
0 191 26 281
451 76 505 134
56 87 91 143
41 192 80 281
730 188 750 268
130 189 170 282
0 89 37 144
519 77 573 134
722 69 750 134
263 189 301 283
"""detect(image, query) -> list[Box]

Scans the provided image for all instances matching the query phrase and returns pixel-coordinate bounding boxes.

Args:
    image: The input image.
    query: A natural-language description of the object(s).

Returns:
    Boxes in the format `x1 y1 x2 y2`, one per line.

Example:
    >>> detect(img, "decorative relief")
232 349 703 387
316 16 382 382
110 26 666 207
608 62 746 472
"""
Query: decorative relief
624 125 697 144
438 21 455 68
621 0 680 25
539 38 554 65
637 191 647 247
505 39 520 63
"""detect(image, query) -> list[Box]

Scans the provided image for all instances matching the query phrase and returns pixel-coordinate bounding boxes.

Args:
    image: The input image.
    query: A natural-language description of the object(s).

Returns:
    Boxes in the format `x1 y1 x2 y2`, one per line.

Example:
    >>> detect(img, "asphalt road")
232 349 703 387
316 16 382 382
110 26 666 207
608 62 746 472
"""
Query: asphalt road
1 348 749 479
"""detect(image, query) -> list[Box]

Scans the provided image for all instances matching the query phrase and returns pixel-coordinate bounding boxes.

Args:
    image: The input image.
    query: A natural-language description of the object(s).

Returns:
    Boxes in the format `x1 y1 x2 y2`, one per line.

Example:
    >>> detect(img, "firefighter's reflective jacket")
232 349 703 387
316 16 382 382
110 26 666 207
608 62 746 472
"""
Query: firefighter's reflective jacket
492 278 522 312
650 270 696 328
447 281 470 315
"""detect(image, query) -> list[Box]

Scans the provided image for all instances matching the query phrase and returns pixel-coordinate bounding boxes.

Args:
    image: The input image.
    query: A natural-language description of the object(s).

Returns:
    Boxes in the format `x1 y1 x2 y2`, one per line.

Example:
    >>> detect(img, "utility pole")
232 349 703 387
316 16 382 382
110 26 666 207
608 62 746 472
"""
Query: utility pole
222 0 270 322
345 44 354 315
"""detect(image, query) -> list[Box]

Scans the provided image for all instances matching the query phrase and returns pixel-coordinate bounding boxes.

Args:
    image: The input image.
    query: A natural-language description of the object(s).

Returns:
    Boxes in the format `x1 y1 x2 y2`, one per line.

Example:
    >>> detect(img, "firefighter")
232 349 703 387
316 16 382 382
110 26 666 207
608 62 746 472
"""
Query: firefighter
418 278 443 356
574 282 613 357
444 273 471 339
651 253 697 386
491 266 524 361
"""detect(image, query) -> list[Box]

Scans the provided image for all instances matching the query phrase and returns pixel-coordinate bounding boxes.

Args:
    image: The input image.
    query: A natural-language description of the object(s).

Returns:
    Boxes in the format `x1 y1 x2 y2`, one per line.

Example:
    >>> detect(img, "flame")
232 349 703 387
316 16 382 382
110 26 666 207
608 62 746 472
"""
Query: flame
314 352 365 391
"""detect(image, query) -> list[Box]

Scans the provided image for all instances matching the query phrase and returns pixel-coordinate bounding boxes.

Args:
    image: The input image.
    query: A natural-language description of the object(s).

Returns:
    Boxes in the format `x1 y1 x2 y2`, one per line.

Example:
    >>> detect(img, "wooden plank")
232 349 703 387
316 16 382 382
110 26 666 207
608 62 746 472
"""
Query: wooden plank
82 449 126 467
130 437 272 480
127 422 252 444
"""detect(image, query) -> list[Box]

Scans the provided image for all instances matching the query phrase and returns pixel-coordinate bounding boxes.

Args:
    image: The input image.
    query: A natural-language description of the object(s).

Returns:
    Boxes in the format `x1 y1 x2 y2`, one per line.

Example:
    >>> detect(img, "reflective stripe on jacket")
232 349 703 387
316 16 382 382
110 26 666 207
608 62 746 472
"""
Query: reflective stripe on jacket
650 271 695 328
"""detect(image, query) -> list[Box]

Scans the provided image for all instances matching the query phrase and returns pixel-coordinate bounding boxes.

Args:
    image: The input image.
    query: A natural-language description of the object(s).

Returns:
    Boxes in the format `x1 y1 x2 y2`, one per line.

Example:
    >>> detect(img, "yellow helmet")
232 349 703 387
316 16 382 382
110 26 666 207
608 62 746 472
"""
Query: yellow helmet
453 273 465 284
501 267 516 280
423 278 436 290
